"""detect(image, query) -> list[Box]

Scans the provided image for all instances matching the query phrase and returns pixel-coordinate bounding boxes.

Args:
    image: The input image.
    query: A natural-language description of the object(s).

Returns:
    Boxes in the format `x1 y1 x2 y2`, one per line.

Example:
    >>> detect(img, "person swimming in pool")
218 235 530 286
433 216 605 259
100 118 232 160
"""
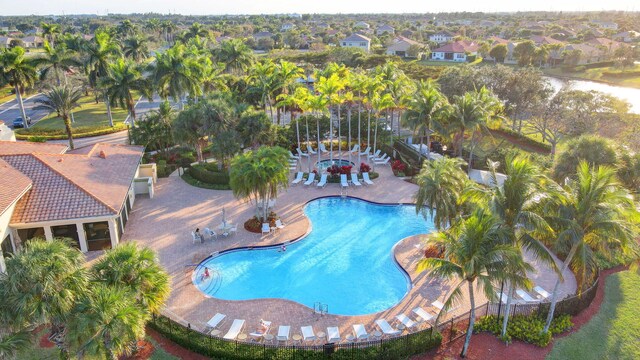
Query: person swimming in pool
200 267 211 281
278 245 287 252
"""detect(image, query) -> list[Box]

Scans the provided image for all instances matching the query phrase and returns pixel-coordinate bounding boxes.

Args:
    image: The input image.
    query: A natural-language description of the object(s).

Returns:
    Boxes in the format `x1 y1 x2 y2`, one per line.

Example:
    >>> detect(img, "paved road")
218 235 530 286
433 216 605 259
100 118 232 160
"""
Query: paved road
0 93 49 128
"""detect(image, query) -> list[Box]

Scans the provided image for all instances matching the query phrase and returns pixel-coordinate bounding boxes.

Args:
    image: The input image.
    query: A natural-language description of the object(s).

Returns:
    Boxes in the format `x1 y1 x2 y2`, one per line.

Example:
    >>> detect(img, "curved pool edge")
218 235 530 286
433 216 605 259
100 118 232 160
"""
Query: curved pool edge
193 195 430 317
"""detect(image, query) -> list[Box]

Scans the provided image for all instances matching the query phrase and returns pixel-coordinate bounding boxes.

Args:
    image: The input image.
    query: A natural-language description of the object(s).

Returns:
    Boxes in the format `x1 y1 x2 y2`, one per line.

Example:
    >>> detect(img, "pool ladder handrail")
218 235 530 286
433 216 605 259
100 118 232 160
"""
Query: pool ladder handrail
313 302 328 316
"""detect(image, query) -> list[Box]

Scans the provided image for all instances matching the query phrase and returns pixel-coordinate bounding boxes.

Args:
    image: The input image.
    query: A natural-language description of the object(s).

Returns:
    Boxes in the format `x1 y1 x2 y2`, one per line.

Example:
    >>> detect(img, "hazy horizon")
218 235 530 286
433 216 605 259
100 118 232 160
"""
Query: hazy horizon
0 0 637 17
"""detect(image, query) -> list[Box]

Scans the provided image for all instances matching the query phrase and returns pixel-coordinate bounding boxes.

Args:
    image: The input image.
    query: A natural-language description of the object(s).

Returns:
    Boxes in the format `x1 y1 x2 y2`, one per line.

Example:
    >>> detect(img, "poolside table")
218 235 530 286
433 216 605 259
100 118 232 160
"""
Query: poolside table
264 334 274 344
238 333 247 341
211 329 221 337
397 324 406 331
316 331 325 340
372 331 382 339
346 334 356 342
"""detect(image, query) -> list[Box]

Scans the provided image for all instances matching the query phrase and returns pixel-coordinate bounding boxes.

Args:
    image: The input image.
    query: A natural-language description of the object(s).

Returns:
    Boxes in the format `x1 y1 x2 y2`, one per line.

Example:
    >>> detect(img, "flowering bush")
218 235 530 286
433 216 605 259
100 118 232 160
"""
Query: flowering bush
359 162 371 173
327 164 352 176
391 160 406 172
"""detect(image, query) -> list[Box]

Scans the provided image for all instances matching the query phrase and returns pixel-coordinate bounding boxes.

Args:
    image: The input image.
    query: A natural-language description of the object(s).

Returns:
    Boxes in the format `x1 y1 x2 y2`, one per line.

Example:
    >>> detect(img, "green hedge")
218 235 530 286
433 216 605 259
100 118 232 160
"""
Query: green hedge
187 165 230 186
181 172 231 190
492 127 552 152
15 123 128 140
474 314 572 347
148 314 442 360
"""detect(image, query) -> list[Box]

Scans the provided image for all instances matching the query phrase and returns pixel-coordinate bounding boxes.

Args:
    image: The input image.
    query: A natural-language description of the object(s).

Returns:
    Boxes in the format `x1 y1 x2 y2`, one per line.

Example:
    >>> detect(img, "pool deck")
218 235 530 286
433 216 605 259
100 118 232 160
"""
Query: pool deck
123 155 577 343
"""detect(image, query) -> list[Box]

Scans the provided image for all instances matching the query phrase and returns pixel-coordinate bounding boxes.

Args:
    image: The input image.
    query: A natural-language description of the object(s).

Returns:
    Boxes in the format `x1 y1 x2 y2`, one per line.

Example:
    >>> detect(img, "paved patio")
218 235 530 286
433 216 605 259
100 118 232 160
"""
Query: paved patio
123 155 577 343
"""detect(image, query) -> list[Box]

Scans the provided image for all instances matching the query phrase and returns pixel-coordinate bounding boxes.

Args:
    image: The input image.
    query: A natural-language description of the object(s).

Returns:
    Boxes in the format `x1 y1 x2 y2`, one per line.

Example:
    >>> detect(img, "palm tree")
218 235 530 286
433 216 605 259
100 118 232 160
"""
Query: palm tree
213 38 255 75
37 41 81 85
182 22 210 41
117 20 138 39
0 47 39 129
172 105 210 162
129 100 174 152
101 58 151 125
66 284 146 360
316 73 345 162
229 146 290 221
34 85 83 149
542 162 639 333
0 331 31 359
415 157 469 230
370 92 395 164
418 209 529 358
83 31 121 126
41 22 61 46
151 44 203 109
248 59 276 120
160 20 177 43
122 36 150 63
0 238 88 358
403 79 448 156
273 60 304 124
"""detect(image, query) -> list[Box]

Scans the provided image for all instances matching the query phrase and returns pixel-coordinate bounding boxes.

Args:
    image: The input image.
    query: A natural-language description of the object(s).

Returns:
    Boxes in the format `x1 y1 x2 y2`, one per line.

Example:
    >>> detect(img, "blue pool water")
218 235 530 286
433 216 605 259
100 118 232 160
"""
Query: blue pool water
315 159 355 171
194 197 434 315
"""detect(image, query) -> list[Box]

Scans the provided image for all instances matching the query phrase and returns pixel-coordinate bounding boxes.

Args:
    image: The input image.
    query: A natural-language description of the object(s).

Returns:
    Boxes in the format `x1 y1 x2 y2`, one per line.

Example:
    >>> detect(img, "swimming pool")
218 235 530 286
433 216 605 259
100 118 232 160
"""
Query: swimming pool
315 159 355 171
194 197 434 316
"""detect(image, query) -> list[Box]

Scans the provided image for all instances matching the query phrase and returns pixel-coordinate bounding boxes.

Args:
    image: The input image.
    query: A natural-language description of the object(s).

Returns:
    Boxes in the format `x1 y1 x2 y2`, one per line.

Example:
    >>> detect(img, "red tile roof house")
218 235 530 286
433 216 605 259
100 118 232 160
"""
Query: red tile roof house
0 141 156 272
431 40 479 62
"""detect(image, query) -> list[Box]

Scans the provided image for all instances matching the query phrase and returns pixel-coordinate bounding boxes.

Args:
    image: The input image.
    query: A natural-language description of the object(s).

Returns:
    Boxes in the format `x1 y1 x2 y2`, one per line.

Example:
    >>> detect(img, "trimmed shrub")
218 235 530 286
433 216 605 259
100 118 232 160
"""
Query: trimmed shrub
474 314 573 347
188 165 230 186
15 123 128 140
27 136 47 143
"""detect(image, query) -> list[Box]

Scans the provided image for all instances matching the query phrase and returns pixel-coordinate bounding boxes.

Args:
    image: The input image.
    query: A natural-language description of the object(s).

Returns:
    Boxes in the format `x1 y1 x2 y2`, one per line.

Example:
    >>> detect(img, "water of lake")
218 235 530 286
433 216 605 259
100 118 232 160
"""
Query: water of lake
545 77 640 114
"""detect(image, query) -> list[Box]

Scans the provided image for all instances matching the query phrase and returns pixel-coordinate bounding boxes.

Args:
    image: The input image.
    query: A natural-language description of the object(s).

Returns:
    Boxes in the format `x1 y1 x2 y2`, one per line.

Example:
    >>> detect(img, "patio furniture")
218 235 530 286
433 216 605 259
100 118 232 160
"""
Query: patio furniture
340 174 349 188
516 289 537 302
297 148 310 158
374 153 388 161
319 143 328 154
289 151 301 160
261 223 271 235
368 149 381 159
291 172 304 186
316 174 328 188
203 228 217 240
359 146 371 156
362 172 374 186
292 334 302 344
307 144 317 154
374 157 391 166
303 172 316 186
375 319 401 336
301 326 316 341
249 320 272 338
432 300 459 313
395 314 417 329
353 324 368 341
275 219 285 229
349 144 360 154
412 307 434 323
191 231 201 244
350 173 362 187
228 224 237 236
206 313 226 331
223 319 245 340
218 222 234 237
495 291 508 304
533 286 551 300
277 326 290 342
326 327 340 343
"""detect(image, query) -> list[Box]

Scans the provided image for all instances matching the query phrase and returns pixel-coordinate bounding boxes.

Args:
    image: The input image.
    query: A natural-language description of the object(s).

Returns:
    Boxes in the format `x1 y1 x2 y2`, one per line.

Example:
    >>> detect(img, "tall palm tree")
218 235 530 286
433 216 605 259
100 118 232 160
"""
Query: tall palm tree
0 238 88 358
101 59 150 126
160 20 177 43
34 85 83 149
37 41 81 85
116 20 138 39
0 331 31 359
316 73 345 162
182 22 210 41
415 157 469 230
0 47 39 129
171 104 209 162
419 209 529 357
66 284 147 360
83 31 121 126
151 44 203 109
41 22 61 46
129 100 174 152
403 79 448 156
122 36 149 63
213 38 255 75
370 92 395 165
248 59 276 120
273 60 304 124
542 162 639 333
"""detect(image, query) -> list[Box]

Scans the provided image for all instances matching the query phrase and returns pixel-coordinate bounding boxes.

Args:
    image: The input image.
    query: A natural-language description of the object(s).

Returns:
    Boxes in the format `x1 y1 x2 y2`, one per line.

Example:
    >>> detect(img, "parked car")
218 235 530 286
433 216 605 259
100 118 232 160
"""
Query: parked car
12 117 31 128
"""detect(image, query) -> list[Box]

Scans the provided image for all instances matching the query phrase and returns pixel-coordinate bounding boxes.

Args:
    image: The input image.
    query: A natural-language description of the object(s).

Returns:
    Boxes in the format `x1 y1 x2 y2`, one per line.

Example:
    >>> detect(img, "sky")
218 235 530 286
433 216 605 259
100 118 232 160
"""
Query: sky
0 0 637 16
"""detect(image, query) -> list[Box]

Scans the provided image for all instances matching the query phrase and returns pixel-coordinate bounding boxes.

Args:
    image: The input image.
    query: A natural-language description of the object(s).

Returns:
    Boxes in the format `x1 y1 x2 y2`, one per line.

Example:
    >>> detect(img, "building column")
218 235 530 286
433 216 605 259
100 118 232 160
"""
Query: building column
76 223 88 253
108 218 119 249
44 226 53 241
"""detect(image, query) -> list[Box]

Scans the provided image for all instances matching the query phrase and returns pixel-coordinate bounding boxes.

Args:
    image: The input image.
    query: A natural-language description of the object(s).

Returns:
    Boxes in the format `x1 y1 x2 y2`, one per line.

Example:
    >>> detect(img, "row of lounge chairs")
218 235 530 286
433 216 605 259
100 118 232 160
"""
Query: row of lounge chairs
495 286 552 304
293 144 372 158
261 219 285 235
291 172 375 187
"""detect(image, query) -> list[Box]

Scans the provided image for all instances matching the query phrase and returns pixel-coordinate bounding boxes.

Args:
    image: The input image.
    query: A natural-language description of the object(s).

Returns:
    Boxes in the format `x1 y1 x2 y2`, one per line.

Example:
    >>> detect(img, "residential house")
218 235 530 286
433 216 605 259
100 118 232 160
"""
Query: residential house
586 37 625 54
529 35 564 46
591 20 618 30
561 43 606 64
431 40 479 62
354 21 370 29
386 36 426 58
281 23 295 32
0 122 15 141
20 35 44 48
612 31 639 43
341 33 371 52
0 36 12 48
485 36 518 64
253 31 274 40
0 142 157 273
376 25 395 36
429 31 455 44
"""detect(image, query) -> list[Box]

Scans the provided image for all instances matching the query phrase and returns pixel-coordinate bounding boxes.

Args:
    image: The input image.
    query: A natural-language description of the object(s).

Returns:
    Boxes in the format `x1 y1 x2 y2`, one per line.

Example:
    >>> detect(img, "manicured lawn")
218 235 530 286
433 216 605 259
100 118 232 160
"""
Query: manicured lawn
547 270 640 360
544 65 640 89
0 84 16 104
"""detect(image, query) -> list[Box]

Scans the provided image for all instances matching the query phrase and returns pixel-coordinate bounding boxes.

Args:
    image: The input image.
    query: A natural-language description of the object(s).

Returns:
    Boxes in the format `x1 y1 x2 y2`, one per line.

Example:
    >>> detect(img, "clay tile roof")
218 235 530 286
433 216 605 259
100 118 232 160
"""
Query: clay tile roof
0 141 68 155
0 158 32 216
433 40 478 53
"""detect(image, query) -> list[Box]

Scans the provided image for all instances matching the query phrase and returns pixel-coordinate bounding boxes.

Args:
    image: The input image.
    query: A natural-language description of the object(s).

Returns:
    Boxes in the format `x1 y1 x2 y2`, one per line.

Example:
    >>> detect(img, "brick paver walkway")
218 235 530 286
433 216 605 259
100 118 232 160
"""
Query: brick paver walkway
123 159 576 344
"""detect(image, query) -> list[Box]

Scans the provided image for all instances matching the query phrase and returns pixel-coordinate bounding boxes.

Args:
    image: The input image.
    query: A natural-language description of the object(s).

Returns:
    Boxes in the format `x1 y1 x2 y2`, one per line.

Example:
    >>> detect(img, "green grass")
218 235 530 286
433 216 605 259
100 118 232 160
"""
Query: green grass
543 65 640 89
547 270 640 360
0 84 16 104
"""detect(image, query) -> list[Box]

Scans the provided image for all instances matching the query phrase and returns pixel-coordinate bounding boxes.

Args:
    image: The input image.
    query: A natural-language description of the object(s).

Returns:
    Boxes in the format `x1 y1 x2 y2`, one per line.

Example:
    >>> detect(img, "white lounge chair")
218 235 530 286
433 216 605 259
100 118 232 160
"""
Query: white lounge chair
261 223 271 235
327 327 340 343
374 157 391 166
249 320 271 338
228 224 237 236
432 300 459 313
533 286 551 300
349 144 360 154
289 151 300 160
395 314 417 329
353 324 368 341
223 319 245 340
368 149 381 159
412 307 434 323
303 172 316 186
495 291 508 304
362 172 374 186
375 319 401 336
374 153 388 161
359 146 371 156
277 325 290 341
297 148 310 158
316 174 328 188
203 228 217 240
350 173 362 187
340 174 349 188
319 143 328 154
516 289 537 302
275 219 285 229
291 172 304 186
206 313 226 330
307 144 317 154
301 326 316 341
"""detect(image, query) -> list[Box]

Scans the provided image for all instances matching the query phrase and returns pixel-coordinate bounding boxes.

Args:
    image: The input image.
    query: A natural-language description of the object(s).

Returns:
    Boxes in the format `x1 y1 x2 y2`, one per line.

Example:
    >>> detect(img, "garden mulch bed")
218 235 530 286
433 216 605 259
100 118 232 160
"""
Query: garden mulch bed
412 265 625 360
